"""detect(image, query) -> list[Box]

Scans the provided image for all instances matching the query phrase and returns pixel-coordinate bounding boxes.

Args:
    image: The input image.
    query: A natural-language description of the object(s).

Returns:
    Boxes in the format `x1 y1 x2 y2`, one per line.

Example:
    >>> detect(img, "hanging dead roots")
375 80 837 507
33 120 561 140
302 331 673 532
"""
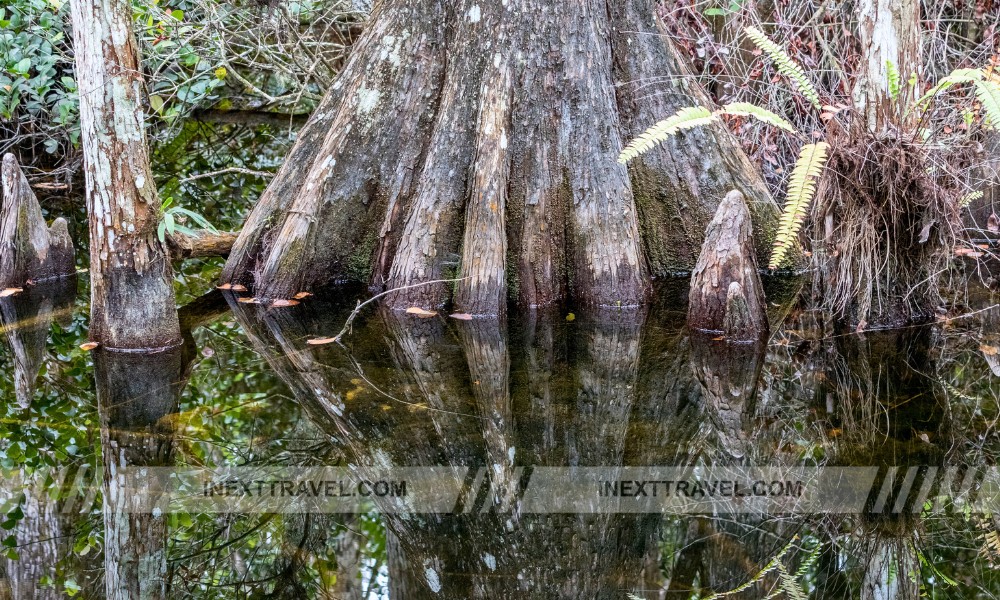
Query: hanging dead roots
810 127 963 328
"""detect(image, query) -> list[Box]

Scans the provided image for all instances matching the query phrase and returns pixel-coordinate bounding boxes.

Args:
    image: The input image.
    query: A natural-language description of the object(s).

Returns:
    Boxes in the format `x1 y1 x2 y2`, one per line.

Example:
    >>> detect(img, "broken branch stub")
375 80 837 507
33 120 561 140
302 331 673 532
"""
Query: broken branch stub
687 190 768 341
0 153 76 288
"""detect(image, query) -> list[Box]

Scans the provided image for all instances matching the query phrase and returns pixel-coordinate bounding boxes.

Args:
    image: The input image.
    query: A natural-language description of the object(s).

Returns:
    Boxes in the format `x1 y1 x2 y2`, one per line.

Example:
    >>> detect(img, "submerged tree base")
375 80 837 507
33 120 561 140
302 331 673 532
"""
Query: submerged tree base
220 0 779 313
810 126 962 329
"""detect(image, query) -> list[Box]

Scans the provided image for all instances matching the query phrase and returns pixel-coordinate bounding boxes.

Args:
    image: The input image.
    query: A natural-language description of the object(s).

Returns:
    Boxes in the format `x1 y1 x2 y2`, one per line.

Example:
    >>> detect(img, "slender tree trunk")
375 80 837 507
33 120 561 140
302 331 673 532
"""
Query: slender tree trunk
221 0 779 311
854 0 922 128
70 0 180 349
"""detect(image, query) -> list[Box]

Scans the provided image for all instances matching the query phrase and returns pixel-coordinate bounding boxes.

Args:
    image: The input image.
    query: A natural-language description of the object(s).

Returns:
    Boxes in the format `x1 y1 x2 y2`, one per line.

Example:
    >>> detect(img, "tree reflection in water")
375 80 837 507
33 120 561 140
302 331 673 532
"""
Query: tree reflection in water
0 280 998 597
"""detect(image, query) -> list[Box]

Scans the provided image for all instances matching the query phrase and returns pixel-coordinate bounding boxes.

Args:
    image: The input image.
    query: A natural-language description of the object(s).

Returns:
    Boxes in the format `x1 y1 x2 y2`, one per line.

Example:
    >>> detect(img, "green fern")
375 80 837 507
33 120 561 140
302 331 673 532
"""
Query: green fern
769 142 830 270
619 102 800 163
618 106 717 163
974 78 1000 127
744 26 821 109
886 60 901 100
961 190 984 207
915 68 984 108
720 102 797 132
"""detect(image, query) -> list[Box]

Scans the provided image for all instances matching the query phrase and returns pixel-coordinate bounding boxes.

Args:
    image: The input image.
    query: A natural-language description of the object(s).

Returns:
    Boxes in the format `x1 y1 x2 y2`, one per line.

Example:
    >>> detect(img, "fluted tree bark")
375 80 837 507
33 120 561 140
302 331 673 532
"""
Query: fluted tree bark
70 0 180 349
220 0 779 313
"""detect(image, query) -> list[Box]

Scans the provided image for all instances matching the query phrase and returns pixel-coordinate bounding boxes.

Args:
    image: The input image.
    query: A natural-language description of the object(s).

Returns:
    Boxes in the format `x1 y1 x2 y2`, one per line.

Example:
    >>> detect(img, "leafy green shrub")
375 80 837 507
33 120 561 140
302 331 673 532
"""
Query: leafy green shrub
0 0 79 156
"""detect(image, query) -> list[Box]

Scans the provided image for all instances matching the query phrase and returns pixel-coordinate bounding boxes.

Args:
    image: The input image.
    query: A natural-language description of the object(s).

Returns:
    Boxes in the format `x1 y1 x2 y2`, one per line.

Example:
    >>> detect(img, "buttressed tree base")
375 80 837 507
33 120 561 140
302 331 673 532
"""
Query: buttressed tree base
221 0 780 315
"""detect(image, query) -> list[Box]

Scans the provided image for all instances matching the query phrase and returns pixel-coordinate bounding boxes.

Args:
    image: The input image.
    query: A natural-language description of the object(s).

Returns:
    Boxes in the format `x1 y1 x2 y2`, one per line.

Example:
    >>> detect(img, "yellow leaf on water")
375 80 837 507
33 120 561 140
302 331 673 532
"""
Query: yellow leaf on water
79 342 99 351
0 288 23 297
566 313 576 322
306 337 337 345
405 307 437 317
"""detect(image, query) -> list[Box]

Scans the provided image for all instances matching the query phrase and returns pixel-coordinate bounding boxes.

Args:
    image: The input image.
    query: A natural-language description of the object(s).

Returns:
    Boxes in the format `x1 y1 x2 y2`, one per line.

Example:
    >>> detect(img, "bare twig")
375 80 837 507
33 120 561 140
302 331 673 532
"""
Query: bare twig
178 167 275 183
332 277 470 345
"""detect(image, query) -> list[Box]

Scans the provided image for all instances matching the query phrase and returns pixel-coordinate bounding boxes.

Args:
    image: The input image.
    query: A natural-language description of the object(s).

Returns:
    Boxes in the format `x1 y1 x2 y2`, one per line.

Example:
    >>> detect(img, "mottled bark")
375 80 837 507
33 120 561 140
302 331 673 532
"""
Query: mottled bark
0 154 75 289
853 0 922 128
70 0 180 349
609 2 780 272
687 190 768 340
222 0 777 309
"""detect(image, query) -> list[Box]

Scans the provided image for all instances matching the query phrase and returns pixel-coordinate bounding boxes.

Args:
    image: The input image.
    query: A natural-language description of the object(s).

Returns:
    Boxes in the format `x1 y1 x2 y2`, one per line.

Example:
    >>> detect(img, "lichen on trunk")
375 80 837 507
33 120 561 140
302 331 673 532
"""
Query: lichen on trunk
70 0 180 349
222 0 779 310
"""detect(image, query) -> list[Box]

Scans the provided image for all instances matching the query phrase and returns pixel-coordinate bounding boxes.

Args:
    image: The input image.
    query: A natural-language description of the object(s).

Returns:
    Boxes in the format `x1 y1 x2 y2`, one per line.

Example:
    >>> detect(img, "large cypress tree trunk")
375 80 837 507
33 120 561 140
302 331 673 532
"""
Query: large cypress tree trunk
70 0 180 349
221 0 779 313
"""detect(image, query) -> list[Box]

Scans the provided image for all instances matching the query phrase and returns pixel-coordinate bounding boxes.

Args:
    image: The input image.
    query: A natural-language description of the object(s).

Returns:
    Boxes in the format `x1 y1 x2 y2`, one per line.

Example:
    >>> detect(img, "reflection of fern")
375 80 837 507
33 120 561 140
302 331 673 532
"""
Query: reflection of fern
688 536 816 600
618 104 797 163
745 27 821 109
769 142 830 269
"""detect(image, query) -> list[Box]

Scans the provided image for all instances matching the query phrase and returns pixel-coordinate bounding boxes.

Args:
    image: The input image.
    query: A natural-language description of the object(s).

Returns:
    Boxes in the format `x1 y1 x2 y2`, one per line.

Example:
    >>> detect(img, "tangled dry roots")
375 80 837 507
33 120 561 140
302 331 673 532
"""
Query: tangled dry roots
809 126 962 328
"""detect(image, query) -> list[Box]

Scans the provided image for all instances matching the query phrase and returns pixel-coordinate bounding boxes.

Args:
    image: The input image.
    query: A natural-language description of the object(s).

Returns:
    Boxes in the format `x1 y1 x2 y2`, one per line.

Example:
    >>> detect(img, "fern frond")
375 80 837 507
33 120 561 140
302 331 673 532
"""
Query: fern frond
618 106 717 163
775 563 808 600
769 142 830 270
720 102 797 132
974 78 1000 127
915 68 984 108
983 530 1000 560
886 60 901 100
961 190 984 207
744 27 821 109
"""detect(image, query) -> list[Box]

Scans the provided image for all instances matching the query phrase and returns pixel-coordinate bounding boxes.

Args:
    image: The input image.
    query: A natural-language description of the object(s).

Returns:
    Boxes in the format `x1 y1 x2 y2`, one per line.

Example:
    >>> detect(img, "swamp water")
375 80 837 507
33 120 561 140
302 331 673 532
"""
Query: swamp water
3 123 1000 598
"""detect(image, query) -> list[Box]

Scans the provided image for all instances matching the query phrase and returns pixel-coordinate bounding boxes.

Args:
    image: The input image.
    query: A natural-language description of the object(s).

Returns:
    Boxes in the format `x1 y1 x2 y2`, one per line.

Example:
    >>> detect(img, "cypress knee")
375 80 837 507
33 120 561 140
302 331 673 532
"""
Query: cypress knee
0 154 75 288
687 190 768 341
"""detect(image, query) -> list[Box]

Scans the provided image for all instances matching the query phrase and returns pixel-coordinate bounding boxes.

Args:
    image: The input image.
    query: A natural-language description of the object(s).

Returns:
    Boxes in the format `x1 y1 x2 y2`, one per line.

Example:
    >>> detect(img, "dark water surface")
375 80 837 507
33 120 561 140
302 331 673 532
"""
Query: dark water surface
5 122 1000 598
2 272 1000 599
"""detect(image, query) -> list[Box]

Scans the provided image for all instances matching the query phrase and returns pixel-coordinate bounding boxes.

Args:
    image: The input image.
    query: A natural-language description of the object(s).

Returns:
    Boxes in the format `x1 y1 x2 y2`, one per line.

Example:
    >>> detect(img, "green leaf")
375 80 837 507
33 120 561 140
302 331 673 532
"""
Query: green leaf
169 207 218 232
886 60 901 100
915 68 983 108
704 7 727 16
164 211 176 236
